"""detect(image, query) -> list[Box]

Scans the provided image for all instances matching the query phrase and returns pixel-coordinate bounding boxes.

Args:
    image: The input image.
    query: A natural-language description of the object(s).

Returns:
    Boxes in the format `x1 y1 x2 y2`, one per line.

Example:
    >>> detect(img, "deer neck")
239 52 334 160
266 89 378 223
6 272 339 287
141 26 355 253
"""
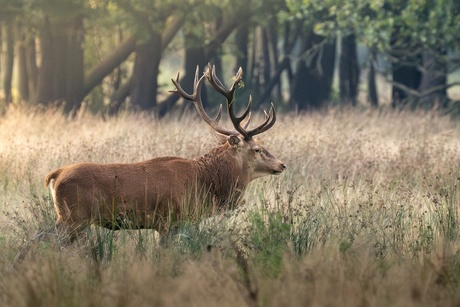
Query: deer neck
194 143 248 206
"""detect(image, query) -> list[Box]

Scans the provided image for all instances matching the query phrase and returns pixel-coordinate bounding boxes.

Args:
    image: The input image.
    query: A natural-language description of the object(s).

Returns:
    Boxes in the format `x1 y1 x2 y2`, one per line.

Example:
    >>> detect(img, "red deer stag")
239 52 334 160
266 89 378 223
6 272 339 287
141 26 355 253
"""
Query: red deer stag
44 64 286 243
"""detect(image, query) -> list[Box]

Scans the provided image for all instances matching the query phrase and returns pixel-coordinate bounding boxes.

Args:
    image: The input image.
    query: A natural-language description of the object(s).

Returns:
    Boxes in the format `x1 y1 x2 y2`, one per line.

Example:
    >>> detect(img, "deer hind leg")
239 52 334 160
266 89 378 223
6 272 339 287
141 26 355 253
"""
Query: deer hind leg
52 192 90 244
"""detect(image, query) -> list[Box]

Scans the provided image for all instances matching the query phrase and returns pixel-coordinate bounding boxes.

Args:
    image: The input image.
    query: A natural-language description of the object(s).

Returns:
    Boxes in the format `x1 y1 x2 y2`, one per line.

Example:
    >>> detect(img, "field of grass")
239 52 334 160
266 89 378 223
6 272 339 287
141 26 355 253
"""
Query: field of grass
1 105 460 306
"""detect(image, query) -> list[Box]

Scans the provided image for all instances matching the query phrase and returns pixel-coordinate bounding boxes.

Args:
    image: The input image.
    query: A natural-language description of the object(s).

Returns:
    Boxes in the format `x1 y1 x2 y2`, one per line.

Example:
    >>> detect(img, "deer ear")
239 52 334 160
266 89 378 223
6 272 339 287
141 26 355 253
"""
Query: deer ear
214 132 229 144
228 135 240 146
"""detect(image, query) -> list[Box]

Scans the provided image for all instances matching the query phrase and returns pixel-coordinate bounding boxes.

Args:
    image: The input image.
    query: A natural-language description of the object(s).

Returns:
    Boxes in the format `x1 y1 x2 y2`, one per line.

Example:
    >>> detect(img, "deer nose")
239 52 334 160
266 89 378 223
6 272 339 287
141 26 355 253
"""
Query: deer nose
281 163 287 170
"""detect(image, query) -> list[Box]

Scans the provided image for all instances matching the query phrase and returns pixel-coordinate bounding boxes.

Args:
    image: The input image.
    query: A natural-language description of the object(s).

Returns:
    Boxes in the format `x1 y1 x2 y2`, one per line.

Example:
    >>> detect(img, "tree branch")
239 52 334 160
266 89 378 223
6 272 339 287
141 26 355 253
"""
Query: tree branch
109 14 185 110
388 79 460 98
83 37 136 96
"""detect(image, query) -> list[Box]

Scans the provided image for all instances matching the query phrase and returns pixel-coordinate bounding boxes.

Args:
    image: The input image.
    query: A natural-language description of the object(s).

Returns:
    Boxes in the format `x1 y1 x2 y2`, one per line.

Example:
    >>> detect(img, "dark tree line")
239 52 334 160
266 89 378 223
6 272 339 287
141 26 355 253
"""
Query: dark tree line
0 0 459 116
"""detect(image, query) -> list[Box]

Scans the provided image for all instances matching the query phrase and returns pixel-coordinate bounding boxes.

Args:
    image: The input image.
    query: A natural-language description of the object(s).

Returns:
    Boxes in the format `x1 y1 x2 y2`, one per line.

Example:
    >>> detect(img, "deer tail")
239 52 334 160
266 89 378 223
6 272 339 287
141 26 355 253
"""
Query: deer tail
44 168 62 188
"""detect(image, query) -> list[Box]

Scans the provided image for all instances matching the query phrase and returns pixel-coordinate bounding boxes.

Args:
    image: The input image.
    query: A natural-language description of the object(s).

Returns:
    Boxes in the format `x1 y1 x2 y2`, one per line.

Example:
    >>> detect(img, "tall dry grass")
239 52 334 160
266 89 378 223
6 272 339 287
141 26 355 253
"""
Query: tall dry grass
1 105 460 306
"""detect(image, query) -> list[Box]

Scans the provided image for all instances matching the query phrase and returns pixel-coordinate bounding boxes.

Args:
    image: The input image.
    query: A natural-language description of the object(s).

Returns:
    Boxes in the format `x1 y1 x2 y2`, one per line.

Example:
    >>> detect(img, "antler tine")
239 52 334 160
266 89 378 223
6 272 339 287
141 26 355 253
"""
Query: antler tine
238 95 252 124
170 71 193 100
242 111 252 129
215 104 223 123
205 64 243 100
205 64 253 139
171 66 233 136
246 103 277 137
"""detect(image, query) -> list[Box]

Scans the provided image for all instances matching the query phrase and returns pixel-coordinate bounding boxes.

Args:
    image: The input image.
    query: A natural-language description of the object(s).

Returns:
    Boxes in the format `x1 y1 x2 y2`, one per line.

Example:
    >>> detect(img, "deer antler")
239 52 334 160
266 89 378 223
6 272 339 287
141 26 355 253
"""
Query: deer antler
205 64 276 140
171 66 235 136
172 64 276 139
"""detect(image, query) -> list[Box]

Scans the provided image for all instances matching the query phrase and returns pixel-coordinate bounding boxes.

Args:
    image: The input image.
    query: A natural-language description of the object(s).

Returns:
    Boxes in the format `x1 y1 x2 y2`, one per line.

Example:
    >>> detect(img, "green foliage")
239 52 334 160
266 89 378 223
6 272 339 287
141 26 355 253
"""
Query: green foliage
284 0 460 52
0 0 24 21
21 0 88 26
249 209 291 277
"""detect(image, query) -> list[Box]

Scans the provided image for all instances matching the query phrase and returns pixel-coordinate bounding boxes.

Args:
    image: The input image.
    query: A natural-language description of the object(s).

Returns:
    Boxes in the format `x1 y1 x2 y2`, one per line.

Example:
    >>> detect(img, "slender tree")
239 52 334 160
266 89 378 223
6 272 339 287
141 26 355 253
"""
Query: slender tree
2 18 14 104
339 33 360 106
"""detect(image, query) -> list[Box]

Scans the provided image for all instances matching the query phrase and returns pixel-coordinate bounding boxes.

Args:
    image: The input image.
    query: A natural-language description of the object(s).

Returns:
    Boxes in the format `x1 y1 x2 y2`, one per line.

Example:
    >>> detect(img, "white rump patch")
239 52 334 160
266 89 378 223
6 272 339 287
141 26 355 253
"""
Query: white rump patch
48 179 57 202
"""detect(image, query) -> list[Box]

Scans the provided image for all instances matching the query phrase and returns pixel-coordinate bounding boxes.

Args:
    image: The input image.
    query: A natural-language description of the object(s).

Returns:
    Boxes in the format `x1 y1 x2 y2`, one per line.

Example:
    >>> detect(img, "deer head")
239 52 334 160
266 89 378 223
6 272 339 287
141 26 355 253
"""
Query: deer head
171 64 286 180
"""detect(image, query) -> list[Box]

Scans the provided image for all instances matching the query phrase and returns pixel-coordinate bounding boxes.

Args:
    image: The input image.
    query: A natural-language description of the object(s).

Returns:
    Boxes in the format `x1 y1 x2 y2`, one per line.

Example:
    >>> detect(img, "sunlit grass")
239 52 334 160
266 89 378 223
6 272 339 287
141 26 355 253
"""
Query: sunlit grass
1 105 460 306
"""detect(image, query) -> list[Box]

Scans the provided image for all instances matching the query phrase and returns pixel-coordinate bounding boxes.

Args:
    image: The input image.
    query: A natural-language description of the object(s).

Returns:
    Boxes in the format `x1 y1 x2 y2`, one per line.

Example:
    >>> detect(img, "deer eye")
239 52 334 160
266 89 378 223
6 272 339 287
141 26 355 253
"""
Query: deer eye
254 148 260 153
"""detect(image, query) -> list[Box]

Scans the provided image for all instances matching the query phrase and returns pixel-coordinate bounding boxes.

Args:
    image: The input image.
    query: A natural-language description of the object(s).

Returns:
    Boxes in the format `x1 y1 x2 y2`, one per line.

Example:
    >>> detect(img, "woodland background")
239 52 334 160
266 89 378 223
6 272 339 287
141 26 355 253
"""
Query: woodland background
0 0 459 116
3 2 460 305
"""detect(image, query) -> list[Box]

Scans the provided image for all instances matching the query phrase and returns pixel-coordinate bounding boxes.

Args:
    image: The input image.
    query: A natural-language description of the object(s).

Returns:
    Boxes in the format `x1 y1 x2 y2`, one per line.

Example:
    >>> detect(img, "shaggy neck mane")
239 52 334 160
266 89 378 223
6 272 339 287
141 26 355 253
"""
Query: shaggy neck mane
194 143 248 208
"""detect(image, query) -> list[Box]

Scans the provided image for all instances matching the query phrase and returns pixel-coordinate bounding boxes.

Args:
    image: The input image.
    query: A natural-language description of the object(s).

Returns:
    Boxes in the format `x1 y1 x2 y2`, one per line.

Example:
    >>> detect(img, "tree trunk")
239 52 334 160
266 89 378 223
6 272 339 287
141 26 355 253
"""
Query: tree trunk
417 47 448 109
251 26 271 93
290 28 336 111
184 42 208 108
53 23 68 102
130 31 162 111
367 48 378 107
339 33 360 106
63 15 84 113
17 31 29 101
36 16 85 113
112 28 124 92
262 27 271 91
2 20 14 104
234 25 248 75
267 21 281 101
283 20 302 91
0 23 2 92
36 19 54 105
208 13 223 76
390 27 422 108
391 62 422 108
26 35 38 100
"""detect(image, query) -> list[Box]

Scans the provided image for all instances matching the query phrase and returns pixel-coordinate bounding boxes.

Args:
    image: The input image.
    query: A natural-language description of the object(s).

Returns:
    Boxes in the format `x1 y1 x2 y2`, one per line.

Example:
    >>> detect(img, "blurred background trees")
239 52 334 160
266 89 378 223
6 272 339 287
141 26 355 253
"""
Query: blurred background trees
0 0 459 116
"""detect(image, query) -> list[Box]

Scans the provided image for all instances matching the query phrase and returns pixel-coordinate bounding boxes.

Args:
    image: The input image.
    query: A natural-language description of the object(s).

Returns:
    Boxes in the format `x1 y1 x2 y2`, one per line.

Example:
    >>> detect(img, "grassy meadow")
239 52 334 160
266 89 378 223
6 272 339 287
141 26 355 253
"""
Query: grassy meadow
1 105 460 306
